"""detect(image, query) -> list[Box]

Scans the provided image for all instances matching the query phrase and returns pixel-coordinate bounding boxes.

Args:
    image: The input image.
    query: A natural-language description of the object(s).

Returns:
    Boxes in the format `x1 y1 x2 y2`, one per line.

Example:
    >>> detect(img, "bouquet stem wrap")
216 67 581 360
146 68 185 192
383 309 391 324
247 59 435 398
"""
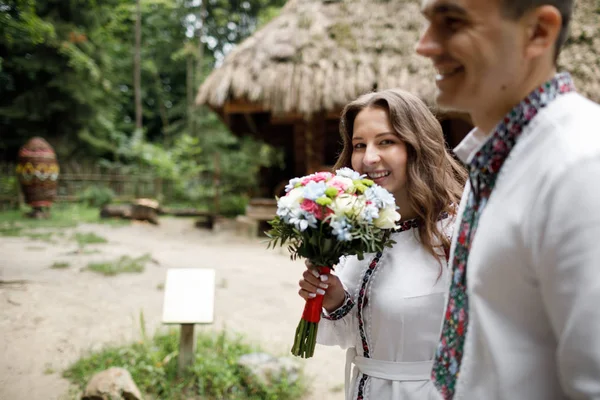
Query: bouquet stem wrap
292 266 331 358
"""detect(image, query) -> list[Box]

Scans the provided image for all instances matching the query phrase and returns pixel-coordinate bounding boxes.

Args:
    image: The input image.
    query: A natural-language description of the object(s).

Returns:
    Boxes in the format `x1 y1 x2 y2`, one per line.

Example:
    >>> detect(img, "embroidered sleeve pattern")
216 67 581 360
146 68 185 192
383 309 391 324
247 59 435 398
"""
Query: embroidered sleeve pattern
322 290 355 320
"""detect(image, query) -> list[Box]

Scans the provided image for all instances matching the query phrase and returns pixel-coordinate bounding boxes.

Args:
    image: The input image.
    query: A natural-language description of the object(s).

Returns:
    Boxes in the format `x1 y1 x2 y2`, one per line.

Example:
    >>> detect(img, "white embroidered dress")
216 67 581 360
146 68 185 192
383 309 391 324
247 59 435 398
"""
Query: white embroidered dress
317 217 452 400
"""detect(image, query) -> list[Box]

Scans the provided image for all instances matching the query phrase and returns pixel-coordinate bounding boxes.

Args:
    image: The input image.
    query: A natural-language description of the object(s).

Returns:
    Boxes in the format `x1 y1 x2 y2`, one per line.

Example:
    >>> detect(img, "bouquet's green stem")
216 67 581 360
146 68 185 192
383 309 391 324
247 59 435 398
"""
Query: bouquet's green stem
291 319 320 358
291 266 330 358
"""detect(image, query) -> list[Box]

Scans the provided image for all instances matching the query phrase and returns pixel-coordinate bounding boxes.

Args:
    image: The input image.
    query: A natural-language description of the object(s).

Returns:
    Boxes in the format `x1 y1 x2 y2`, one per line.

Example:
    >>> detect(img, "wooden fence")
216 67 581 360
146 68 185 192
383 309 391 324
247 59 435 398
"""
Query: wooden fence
0 162 177 210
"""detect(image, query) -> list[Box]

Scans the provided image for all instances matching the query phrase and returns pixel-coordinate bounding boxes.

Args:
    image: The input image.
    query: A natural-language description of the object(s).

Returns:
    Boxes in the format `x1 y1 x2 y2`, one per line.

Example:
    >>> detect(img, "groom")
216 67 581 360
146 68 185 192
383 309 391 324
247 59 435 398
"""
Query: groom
416 0 600 399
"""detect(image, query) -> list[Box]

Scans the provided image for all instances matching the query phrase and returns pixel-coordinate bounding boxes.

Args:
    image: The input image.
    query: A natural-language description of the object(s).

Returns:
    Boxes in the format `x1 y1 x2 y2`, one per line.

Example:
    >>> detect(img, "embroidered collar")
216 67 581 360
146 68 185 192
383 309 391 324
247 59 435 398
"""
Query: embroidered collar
394 211 450 233
396 217 421 232
469 72 576 197
433 72 576 399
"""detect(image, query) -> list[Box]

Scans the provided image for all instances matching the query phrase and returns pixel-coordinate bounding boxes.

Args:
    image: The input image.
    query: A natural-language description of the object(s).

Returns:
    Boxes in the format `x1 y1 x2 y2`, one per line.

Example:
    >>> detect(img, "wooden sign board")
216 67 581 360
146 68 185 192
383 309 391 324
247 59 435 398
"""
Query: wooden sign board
161 268 215 324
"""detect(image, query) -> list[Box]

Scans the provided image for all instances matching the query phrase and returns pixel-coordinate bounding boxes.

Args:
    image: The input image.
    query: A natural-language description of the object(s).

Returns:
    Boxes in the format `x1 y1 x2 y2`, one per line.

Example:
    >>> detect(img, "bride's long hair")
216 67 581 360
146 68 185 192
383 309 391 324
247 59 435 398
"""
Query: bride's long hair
334 89 466 259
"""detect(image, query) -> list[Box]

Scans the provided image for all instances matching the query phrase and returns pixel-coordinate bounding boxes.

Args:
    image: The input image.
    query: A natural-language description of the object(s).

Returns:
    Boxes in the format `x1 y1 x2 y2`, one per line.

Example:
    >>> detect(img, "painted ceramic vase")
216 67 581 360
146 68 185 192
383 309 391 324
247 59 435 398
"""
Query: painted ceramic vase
16 137 60 208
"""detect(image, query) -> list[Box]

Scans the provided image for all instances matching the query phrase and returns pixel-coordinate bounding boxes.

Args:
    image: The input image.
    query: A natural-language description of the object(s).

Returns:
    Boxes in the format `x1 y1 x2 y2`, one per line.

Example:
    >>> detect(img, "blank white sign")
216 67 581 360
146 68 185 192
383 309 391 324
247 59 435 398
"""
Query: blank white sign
162 268 215 324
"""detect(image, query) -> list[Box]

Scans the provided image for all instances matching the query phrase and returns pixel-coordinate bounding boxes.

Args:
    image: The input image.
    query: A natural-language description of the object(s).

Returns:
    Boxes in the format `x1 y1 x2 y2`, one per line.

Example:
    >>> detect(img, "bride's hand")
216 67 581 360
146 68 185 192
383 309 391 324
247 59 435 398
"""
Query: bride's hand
298 260 346 313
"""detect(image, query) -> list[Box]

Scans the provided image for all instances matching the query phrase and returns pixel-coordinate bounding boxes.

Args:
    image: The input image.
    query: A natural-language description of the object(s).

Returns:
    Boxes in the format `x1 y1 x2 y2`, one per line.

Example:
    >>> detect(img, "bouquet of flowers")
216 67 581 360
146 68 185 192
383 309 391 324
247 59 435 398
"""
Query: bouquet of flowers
267 167 401 358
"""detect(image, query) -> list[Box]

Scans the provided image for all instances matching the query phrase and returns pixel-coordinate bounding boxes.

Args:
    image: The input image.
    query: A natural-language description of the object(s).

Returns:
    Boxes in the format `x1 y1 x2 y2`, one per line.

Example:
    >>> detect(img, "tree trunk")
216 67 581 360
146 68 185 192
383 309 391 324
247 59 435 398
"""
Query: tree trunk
191 0 207 137
196 0 207 85
134 0 143 130
186 50 194 135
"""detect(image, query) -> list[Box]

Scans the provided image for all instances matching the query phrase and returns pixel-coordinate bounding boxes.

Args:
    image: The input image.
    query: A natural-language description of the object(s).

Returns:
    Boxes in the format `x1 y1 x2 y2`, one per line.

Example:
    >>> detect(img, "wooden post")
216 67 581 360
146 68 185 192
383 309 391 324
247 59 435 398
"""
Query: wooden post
178 324 196 377
304 113 326 174
134 0 143 131
154 178 163 201
14 172 24 210
161 269 215 379
213 152 220 216
293 122 306 176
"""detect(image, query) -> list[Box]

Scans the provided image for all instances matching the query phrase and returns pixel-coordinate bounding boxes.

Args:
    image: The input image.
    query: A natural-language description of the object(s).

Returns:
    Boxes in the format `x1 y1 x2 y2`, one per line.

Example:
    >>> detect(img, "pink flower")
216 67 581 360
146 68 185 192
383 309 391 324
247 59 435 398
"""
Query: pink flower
301 199 325 220
329 181 346 193
301 172 333 185
327 176 353 193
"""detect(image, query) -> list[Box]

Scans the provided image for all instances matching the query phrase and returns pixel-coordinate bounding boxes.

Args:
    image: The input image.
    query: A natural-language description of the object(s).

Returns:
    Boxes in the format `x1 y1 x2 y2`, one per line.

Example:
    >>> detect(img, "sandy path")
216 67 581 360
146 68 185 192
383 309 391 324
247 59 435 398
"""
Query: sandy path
0 218 345 400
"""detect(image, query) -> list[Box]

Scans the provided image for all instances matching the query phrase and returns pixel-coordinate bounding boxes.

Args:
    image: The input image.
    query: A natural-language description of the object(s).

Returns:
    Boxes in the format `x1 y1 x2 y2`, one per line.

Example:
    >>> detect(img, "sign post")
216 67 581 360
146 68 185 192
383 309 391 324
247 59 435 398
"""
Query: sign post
161 268 215 377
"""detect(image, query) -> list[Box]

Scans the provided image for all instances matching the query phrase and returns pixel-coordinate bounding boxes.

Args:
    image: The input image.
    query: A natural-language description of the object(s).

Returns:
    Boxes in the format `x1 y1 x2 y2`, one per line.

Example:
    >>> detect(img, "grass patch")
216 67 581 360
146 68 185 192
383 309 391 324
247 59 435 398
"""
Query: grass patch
44 363 56 375
86 254 151 276
73 232 108 246
81 249 101 255
63 330 305 400
51 262 70 269
25 232 54 242
0 203 130 232
0 223 54 242
0 223 23 236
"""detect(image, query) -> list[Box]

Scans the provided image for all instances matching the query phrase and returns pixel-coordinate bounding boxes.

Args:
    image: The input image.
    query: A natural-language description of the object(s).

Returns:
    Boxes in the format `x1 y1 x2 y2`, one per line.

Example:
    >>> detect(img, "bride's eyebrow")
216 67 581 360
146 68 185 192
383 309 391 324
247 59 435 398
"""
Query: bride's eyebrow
352 132 395 141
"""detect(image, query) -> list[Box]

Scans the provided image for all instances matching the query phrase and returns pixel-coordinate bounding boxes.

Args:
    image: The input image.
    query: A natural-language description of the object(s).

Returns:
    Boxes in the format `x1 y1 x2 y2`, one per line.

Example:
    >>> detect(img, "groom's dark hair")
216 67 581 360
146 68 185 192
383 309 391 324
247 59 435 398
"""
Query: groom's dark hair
501 0 573 62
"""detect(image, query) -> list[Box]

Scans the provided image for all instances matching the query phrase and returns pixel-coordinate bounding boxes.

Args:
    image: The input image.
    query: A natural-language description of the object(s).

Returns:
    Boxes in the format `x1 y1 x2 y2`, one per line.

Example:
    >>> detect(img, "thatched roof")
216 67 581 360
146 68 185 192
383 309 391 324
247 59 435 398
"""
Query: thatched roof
196 0 434 116
196 0 600 116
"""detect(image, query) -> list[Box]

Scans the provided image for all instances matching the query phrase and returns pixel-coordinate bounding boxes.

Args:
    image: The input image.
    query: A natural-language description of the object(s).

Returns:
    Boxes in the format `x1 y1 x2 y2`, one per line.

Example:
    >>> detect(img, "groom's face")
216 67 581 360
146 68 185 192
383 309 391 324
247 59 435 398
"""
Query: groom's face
416 0 526 114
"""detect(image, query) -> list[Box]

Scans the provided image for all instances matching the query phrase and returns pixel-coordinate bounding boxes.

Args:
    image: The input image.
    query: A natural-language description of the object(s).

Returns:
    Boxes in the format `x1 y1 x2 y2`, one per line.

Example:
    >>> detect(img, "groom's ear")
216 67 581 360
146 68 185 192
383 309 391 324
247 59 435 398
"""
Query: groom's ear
522 6 562 62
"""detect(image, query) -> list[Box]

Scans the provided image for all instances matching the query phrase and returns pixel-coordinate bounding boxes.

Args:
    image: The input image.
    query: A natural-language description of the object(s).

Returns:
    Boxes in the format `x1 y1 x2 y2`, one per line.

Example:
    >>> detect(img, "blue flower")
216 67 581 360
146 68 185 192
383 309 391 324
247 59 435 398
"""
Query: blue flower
361 204 379 223
302 181 327 201
330 217 353 241
365 185 396 208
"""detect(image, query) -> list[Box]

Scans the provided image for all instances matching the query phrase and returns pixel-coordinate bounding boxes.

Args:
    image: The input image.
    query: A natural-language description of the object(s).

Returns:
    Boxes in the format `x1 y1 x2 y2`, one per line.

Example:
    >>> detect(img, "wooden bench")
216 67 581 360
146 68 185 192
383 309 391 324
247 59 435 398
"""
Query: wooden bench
239 198 277 237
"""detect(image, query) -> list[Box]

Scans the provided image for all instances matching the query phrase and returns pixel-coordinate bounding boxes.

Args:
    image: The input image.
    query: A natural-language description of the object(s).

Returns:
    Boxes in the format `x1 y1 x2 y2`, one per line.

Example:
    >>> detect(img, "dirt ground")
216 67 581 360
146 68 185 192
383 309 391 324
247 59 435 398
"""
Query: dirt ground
0 217 346 400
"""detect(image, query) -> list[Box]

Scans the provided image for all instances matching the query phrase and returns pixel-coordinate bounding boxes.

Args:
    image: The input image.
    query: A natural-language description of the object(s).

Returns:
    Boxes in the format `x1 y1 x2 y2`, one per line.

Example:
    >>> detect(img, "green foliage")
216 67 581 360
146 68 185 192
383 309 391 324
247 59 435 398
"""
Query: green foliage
107 114 284 214
63 329 305 400
256 5 283 29
86 253 151 276
73 232 108 246
0 0 124 159
0 174 18 199
0 0 288 160
1 0 289 215
79 185 115 208
218 194 250 217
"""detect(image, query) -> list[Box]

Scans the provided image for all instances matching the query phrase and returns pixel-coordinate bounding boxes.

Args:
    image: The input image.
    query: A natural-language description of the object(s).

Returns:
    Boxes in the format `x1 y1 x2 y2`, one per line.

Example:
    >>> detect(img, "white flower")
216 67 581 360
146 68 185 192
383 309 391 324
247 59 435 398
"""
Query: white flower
289 210 317 231
373 206 401 229
284 177 302 193
278 187 303 210
332 194 362 217
335 167 365 180
276 188 305 223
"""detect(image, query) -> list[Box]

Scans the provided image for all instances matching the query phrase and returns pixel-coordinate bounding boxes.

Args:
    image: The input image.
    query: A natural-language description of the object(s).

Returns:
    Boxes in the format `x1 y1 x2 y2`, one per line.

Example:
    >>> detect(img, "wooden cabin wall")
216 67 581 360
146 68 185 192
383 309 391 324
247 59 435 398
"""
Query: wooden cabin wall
324 119 343 168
